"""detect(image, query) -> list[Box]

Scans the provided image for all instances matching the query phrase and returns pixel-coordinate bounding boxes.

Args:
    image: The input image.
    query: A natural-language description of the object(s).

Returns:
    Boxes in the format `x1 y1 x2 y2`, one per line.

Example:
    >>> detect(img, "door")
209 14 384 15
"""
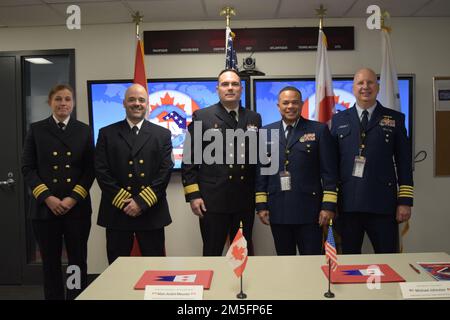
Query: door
0 55 22 284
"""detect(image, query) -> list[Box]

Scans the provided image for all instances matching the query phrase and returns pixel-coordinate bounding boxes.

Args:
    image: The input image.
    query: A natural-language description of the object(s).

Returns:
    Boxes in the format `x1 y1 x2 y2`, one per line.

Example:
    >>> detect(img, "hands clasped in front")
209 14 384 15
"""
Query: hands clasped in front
45 196 77 216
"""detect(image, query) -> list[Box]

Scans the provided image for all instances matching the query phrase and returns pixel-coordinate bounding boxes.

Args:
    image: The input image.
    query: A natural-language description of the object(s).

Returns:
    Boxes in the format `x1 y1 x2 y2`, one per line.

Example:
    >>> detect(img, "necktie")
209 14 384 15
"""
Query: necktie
361 110 369 133
130 126 138 145
229 110 238 128
286 125 293 143
57 122 66 131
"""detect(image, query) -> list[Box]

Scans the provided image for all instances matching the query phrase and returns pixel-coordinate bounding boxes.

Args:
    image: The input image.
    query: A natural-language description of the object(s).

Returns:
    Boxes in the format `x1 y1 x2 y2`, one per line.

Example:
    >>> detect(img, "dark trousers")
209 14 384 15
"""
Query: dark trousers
270 223 323 255
32 217 91 300
199 211 254 256
338 212 399 254
106 228 165 264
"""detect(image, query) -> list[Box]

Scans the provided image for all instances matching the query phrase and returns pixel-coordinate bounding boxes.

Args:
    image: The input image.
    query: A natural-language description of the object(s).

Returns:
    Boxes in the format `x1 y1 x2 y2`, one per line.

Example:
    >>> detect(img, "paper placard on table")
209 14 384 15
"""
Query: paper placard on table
399 281 450 299
144 285 203 300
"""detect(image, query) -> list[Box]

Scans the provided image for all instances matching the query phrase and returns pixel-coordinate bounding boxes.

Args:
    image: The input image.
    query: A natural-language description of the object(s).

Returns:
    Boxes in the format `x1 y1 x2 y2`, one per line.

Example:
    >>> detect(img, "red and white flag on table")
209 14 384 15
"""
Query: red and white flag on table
314 29 335 125
226 228 248 277
130 39 148 257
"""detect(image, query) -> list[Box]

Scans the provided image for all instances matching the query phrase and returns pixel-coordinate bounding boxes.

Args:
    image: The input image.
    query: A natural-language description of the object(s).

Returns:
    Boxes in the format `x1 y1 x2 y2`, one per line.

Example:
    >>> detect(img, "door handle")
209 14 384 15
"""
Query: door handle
0 178 15 186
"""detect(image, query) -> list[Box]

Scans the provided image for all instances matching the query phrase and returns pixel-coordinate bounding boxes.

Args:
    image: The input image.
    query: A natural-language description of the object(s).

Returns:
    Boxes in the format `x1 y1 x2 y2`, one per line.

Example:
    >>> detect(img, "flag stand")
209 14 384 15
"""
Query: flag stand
324 260 335 298
236 275 247 299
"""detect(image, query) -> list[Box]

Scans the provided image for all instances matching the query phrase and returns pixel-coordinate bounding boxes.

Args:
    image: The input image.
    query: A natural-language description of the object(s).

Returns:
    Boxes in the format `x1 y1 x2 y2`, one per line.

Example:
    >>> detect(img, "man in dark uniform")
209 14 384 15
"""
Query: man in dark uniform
22 84 94 300
181 69 262 256
255 86 338 255
330 68 413 254
95 83 173 264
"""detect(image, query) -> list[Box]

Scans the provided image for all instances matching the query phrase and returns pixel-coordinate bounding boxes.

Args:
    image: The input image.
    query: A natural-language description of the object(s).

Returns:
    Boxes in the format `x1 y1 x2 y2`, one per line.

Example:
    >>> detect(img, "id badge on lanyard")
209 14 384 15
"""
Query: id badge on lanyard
352 156 366 178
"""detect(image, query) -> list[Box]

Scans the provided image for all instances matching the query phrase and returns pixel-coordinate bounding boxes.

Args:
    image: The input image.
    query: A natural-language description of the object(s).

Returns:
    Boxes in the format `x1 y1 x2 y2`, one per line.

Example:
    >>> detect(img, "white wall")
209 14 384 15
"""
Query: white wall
2 17 449 274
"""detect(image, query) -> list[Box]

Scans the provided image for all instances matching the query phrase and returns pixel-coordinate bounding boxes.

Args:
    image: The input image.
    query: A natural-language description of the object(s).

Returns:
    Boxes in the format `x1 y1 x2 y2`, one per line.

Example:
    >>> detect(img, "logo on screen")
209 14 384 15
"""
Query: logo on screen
148 90 200 164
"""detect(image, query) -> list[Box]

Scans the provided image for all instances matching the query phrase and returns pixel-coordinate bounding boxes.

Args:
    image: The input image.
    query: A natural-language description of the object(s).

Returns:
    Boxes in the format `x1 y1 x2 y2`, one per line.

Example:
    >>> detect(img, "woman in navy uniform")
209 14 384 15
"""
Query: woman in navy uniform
22 84 95 299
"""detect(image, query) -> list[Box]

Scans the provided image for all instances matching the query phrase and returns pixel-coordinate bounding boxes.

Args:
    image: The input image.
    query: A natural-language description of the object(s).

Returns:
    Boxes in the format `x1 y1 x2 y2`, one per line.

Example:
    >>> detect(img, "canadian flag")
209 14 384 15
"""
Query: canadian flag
314 29 335 125
226 228 248 278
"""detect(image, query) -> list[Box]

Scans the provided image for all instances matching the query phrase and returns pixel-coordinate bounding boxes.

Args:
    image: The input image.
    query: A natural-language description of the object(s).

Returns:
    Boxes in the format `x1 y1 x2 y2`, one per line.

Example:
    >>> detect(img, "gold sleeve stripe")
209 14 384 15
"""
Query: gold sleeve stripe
398 192 414 198
255 192 268 196
184 184 200 195
255 194 268 203
323 191 338 195
139 191 153 207
140 188 156 207
112 189 125 206
147 187 157 203
32 184 48 198
73 185 88 199
112 189 131 208
323 194 338 203
399 185 414 190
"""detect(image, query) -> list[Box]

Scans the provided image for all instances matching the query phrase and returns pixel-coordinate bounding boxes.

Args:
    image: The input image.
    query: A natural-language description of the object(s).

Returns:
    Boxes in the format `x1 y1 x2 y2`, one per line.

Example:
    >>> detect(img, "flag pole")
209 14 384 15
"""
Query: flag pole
132 11 143 40
220 6 235 29
324 219 335 298
316 4 326 31
236 221 247 299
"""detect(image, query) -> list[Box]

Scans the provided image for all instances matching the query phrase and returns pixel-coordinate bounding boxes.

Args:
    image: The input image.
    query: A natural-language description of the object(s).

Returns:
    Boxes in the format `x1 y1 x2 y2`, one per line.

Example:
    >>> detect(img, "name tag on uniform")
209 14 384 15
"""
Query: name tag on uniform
280 171 291 191
352 156 366 178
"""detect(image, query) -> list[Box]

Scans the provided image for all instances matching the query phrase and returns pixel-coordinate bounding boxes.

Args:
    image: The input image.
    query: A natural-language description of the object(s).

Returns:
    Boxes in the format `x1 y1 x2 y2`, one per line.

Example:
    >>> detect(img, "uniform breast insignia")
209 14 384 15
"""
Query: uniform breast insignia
299 133 316 143
380 117 396 128
246 124 258 132
338 124 349 129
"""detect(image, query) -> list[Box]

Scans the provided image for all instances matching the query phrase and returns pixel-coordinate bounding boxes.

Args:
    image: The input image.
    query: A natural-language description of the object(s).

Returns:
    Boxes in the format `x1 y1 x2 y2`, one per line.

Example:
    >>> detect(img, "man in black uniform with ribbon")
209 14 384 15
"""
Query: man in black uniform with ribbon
182 69 262 256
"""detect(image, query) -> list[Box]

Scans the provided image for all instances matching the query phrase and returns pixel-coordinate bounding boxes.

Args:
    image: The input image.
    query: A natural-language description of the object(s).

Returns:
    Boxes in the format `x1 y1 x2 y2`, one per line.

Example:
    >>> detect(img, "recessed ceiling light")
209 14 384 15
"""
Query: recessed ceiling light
25 58 53 64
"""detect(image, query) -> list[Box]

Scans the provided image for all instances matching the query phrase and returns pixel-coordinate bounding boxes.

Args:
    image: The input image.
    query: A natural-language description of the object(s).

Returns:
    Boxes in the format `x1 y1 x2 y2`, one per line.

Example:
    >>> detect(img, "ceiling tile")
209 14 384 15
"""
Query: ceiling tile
278 0 357 18
126 0 206 22
344 0 431 17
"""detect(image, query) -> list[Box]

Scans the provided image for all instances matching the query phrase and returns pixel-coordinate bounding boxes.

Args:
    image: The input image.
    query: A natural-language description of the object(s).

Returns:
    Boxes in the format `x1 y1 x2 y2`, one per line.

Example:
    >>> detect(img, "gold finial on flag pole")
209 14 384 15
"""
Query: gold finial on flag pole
220 6 236 28
381 10 392 33
132 11 144 40
315 4 327 30
329 219 333 226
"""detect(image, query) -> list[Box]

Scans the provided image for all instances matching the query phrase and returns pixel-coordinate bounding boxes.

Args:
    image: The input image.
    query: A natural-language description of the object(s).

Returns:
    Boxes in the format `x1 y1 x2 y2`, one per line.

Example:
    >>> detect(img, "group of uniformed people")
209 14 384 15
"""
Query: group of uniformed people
22 68 413 300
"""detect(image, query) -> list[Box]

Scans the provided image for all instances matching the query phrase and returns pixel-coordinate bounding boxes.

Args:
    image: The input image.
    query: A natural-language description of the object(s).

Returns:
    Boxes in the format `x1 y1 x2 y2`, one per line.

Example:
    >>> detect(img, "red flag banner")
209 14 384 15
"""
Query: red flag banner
134 39 148 92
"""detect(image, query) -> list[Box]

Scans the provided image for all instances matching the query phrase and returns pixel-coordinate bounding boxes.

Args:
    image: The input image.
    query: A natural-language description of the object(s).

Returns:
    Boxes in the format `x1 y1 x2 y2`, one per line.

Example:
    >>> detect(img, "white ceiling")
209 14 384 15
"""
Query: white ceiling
0 0 449 28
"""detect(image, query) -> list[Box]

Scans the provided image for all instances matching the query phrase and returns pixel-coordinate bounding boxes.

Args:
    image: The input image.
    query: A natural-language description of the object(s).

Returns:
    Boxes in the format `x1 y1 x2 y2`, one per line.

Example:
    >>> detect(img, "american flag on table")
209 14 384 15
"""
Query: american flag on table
325 223 338 271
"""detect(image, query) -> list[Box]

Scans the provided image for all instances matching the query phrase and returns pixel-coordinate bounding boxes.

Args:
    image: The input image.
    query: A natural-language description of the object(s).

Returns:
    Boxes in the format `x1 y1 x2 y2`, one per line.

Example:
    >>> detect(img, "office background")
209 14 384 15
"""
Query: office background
0 1 449 275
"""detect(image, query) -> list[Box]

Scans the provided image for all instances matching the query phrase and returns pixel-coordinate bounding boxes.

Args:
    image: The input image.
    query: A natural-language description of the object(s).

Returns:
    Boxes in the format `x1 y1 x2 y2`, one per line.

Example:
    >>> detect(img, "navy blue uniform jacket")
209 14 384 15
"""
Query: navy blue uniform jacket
330 102 413 215
255 117 338 224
